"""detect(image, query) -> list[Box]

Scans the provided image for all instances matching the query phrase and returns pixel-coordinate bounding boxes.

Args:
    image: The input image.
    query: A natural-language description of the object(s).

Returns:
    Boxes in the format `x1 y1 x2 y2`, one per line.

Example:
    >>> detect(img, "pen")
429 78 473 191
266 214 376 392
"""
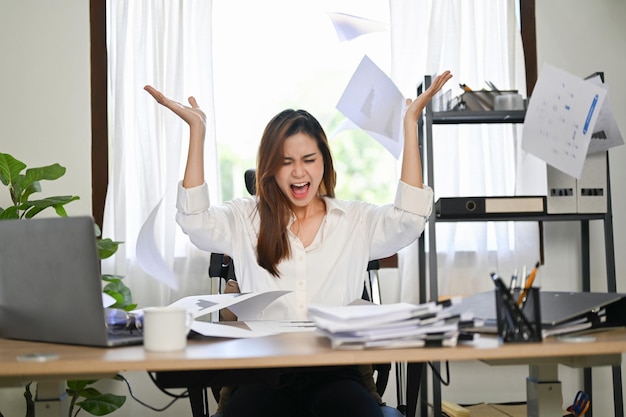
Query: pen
509 269 518 292
517 262 540 306
519 265 527 291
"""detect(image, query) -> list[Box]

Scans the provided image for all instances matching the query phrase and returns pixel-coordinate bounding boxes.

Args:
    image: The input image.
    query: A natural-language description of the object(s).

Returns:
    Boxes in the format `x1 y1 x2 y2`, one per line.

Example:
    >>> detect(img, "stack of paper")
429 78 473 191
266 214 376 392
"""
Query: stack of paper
308 301 471 349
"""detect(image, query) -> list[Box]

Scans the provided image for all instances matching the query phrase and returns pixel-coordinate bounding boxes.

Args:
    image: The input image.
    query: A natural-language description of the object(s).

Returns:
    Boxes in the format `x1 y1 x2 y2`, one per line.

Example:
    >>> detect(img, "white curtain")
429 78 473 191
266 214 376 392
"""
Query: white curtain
105 0 545 308
390 0 545 302
104 0 219 308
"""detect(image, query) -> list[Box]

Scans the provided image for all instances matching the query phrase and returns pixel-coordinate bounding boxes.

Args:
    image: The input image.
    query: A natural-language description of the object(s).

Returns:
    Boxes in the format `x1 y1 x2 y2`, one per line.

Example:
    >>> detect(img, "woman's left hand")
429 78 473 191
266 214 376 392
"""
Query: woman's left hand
404 70 453 125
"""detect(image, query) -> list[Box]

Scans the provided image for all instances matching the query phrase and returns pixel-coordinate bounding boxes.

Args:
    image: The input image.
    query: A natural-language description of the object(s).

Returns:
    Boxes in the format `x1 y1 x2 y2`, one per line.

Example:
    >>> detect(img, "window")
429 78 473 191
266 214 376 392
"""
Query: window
212 0 398 203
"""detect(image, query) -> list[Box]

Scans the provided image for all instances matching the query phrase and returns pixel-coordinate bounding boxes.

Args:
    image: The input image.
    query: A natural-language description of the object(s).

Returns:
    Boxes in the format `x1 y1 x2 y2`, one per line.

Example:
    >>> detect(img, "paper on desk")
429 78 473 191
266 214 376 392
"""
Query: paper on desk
191 321 275 338
585 75 624 154
522 63 607 179
190 320 315 338
326 12 388 42
169 290 291 320
136 196 179 290
244 320 317 333
308 301 440 333
102 292 116 308
335 55 405 159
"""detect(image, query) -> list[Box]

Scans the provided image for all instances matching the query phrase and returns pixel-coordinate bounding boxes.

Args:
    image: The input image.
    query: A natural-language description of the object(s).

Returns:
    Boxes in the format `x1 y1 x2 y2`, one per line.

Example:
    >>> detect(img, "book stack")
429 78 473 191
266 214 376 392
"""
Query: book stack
308 301 472 349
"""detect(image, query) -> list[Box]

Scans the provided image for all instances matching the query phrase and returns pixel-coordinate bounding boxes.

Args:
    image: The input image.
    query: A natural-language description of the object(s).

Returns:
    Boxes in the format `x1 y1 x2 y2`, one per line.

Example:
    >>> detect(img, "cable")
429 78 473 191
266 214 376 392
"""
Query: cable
147 372 190 398
115 374 189 412
428 361 451 386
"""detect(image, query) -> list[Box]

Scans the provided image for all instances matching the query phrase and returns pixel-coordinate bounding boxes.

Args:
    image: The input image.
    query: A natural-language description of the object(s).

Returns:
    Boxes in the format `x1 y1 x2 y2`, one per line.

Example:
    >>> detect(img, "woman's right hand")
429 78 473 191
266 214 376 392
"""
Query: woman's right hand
144 85 206 131
145 85 207 187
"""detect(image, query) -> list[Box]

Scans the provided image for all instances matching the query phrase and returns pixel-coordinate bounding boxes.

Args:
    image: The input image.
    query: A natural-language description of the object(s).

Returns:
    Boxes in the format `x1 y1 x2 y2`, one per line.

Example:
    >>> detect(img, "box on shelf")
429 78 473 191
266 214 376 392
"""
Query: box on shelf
546 165 577 214
577 152 607 213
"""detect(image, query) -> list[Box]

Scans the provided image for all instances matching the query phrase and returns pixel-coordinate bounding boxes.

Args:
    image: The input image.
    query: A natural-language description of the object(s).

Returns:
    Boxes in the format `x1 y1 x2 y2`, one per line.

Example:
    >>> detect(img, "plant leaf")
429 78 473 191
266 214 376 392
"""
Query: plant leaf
103 278 135 310
76 394 126 416
66 380 97 392
76 387 103 399
0 206 19 219
22 163 67 190
22 196 80 218
0 153 26 187
97 238 122 259
20 180 42 203
101 274 125 282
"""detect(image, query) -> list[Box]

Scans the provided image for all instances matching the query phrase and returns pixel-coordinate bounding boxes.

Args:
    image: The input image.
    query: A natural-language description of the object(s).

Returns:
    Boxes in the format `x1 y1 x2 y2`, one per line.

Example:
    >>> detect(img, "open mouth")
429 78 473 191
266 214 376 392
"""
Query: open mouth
290 182 310 198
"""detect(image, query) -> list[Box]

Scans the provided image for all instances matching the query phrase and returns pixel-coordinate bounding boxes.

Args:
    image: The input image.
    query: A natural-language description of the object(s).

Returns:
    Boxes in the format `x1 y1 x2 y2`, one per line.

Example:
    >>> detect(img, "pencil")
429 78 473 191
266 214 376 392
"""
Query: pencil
517 262 540 305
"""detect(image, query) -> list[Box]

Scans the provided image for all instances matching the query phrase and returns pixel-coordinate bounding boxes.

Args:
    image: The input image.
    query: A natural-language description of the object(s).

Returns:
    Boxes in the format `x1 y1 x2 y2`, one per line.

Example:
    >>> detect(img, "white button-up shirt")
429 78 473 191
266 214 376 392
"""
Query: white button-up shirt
176 181 433 320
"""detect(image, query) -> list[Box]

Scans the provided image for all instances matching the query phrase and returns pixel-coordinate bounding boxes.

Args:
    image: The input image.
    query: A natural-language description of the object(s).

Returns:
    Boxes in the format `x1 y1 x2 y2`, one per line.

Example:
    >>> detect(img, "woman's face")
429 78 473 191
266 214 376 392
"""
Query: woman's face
275 132 324 208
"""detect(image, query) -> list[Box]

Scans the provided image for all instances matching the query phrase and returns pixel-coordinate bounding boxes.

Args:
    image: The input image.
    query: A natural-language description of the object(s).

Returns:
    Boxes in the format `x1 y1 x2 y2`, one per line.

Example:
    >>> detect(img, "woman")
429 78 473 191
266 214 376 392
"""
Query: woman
145 70 451 417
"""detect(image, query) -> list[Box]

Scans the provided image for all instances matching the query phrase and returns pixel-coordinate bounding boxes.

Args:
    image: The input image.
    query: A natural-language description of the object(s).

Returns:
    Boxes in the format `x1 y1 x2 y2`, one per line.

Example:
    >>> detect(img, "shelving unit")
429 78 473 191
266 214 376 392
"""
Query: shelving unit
414 75 622 417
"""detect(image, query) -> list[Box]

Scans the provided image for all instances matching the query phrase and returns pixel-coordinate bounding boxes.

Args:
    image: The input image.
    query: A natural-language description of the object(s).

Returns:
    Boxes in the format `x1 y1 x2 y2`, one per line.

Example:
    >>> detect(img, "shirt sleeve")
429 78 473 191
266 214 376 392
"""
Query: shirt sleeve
176 181 210 214
175 181 233 255
394 180 434 217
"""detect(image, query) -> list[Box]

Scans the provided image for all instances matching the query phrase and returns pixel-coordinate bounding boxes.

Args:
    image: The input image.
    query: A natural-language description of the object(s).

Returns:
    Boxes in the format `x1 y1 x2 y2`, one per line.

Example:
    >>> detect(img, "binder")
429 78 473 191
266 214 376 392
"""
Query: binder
546 165 577 214
447 290 626 335
577 152 608 213
435 196 546 218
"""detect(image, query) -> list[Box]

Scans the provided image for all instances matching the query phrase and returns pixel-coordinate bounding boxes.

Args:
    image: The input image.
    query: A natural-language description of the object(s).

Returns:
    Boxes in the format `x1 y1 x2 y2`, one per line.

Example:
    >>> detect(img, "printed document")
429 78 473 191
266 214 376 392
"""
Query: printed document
335 55 405 159
522 63 607 178
585 74 624 154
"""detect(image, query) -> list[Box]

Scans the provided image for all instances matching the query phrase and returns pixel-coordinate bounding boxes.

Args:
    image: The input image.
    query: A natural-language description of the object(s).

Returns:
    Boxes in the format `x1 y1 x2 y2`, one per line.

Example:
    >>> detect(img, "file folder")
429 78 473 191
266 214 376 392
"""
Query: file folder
546 165 577 214
436 196 546 218
577 152 608 213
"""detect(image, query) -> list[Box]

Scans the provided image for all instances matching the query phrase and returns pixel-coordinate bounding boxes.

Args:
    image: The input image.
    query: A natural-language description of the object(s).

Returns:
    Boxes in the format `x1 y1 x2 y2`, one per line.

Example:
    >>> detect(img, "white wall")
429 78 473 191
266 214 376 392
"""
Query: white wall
1 1 625 416
0 1 92 216
536 2 626 415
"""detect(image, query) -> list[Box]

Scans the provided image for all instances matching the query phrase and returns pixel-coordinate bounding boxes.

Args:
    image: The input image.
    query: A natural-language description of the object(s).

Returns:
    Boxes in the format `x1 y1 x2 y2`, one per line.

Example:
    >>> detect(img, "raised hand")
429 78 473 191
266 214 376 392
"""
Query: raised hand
144 85 206 131
144 85 207 188
404 70 453 126
400 70 452 188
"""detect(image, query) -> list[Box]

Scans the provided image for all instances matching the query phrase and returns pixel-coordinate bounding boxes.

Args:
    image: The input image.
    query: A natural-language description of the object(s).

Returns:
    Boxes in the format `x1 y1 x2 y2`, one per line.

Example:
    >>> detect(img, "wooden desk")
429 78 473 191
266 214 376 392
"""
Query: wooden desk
2 330 626 416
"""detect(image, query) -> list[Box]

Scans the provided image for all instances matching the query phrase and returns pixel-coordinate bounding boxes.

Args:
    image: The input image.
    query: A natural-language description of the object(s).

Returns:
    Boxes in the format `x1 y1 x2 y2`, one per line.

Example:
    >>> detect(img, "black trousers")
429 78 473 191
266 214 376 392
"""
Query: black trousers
222 366 384 417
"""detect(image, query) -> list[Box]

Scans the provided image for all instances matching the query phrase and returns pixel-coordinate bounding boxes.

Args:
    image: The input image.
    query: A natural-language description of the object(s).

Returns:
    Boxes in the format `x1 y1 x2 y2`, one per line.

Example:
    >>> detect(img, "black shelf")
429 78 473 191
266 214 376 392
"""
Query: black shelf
417 74 620 417
435 213 607 222
432 110 526 124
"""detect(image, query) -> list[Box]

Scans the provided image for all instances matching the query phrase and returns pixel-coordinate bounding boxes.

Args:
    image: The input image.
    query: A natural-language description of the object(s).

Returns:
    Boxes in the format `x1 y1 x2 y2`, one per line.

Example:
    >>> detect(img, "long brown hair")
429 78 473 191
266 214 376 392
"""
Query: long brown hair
255 109 336 276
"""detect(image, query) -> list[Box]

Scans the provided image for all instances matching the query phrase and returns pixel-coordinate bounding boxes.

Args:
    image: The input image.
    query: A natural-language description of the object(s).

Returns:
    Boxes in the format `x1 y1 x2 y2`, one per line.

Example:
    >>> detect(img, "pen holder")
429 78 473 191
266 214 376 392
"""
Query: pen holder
494 287 542 343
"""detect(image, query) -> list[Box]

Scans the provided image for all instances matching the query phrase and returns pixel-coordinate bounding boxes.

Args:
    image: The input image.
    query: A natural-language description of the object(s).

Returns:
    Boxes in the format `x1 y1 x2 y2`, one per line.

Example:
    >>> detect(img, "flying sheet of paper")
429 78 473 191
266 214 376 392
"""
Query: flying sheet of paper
135 196 179 290
336 55 405 159
168 290 291 320
585 75 624 154
326 12 388 42
522 63 607 178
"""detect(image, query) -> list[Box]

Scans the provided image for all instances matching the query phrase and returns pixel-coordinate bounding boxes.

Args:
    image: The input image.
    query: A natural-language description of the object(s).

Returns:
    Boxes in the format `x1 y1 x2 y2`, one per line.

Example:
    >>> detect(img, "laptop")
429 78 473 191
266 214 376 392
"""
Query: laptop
0 216 143 347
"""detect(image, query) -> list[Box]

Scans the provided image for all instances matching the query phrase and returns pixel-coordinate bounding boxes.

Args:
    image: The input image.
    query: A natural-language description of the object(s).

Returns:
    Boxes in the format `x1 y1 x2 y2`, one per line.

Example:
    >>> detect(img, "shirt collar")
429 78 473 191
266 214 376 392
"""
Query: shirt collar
287 196 345 227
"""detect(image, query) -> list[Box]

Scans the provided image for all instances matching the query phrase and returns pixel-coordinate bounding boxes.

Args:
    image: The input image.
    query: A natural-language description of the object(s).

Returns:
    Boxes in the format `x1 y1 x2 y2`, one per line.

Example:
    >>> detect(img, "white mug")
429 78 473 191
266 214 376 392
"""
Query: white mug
141 307 193 352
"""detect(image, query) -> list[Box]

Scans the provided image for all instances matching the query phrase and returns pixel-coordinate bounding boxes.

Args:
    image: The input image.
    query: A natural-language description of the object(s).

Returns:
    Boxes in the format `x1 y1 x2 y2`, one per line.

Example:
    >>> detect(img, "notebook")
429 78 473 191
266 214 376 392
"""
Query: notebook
0 216 143 347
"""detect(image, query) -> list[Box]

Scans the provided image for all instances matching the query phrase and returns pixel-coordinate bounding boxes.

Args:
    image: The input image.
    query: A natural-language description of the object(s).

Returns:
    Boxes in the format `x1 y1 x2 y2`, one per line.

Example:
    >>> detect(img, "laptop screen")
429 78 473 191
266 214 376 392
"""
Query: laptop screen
0 216 141 347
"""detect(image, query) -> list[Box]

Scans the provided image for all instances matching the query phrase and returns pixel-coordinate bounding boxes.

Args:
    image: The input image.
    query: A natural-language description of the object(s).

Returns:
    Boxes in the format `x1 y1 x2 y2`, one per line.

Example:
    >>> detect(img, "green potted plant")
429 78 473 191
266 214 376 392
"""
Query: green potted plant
0 152 135 416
